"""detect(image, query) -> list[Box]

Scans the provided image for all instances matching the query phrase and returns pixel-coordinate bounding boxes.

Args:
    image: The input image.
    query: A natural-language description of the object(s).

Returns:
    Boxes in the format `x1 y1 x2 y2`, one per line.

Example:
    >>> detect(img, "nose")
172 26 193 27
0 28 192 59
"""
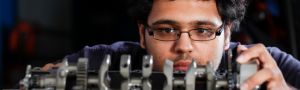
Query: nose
174 33 194 53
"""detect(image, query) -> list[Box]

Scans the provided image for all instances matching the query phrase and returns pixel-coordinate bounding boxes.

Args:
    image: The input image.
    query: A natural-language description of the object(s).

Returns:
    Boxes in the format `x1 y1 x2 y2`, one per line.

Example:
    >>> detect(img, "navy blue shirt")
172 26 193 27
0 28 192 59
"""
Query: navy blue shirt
64 41 300 88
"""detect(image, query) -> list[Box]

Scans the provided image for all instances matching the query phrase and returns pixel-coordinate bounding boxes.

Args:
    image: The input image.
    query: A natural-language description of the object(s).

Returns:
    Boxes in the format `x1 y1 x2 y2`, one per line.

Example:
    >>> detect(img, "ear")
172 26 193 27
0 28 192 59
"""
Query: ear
138 23 146 49
224 23 232 50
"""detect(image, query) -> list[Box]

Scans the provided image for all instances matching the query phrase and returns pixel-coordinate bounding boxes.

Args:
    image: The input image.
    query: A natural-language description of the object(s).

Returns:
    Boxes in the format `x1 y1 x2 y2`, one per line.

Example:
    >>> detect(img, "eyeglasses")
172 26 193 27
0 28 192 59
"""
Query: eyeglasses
144 23 224 41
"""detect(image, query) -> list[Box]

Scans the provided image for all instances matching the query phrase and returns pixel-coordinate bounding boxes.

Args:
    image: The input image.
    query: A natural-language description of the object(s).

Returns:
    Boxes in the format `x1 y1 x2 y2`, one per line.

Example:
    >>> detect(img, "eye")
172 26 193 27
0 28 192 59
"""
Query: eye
157 28 177 33
195 28 212 34
193 28 214 37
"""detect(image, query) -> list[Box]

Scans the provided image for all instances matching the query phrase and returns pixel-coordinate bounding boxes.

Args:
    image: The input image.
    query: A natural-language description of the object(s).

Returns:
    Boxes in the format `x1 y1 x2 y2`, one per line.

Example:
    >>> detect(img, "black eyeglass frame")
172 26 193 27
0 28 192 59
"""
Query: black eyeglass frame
144 22 225 41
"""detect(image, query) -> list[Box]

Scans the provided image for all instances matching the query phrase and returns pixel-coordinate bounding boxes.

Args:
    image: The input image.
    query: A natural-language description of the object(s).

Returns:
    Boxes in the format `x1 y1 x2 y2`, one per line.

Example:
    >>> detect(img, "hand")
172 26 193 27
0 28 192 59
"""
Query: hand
236 44 291 90
41 63 61 71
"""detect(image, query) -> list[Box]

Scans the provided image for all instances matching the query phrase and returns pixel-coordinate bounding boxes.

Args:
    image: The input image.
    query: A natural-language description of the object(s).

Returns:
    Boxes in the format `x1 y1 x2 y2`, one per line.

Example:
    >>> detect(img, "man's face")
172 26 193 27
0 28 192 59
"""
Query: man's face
139 0 231 71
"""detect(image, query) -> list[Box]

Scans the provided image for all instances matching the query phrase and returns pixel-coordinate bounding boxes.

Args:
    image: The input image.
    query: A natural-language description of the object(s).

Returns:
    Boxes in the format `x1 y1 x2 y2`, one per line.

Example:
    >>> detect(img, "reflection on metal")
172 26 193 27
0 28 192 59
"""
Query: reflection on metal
18 49 261 90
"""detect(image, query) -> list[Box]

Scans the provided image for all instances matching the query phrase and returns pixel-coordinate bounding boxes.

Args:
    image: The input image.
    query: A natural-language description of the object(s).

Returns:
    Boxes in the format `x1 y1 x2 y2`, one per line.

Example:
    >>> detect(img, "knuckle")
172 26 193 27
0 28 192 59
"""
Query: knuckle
246 77 258 87
272 68 282 78
266 68 281 78
45 63 54 67
42 63 55 69
256 43 265 48
255 43 267 51
266 68 275 77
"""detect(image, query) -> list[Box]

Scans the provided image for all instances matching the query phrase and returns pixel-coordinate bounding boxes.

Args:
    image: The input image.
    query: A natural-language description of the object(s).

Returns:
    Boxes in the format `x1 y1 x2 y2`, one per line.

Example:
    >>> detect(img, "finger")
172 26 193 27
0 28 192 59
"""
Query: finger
236 44 275 66
41 63 55 71
54 63 62 67
236 44 263 63
237 45 262 66
241 68 273 90
237 45 248 54
41 63 61 71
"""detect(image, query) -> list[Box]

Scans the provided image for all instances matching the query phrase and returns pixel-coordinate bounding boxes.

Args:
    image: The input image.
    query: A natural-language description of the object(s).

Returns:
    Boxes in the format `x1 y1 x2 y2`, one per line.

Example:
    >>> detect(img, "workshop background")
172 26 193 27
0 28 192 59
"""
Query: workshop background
0 0 299 89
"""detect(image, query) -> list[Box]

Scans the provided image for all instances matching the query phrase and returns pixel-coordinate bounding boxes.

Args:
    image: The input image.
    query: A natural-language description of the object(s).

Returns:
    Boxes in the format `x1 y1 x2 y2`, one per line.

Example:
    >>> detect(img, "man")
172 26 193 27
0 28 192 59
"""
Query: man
42 0 300 89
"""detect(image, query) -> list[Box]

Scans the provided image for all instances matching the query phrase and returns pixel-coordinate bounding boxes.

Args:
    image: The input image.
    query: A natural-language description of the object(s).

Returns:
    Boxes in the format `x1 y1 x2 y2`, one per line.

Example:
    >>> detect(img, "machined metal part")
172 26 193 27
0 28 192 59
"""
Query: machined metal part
185 60 197 90
18 51 261 90
73 58 88 90
240 60 259 90
99 54 111 90
19 65 32 90
163 59 173 90
120 55 131 79
226 49 236 89
142 55 153 90
206 61 216 90
56 59 69 90
120 55 131 90
119 55 154 90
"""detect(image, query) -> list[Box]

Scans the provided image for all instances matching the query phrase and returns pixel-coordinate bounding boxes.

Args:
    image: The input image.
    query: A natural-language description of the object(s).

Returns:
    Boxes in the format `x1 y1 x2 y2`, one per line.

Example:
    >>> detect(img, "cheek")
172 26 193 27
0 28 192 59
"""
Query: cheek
194 36 224 69
145 36 174 71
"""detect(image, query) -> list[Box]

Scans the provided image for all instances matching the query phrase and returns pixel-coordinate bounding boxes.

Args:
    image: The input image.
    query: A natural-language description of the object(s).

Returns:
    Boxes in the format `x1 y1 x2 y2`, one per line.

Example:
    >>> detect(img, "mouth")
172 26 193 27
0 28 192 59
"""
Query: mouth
173 60 192 71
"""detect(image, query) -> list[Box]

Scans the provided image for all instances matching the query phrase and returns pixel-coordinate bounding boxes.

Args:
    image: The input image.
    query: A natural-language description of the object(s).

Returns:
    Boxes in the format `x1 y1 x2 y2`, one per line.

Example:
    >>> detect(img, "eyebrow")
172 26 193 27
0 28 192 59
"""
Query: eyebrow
151 19 179 26
150 19 219 27
192 20 219 27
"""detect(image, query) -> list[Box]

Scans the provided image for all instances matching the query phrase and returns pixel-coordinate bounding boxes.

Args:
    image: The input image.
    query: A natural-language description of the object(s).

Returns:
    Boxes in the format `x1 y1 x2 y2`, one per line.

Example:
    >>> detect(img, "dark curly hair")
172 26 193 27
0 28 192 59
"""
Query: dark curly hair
127 0 248 31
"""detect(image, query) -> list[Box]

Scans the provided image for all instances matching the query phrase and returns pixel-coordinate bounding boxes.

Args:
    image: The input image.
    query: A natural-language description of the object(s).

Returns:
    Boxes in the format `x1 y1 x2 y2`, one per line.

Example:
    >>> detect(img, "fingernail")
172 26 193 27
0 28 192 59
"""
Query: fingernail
239 45 248 50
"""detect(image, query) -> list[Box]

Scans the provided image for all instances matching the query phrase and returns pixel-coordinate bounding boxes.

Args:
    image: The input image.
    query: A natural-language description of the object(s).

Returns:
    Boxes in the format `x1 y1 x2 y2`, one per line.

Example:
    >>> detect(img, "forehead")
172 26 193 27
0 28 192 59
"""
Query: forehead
148 0 222 26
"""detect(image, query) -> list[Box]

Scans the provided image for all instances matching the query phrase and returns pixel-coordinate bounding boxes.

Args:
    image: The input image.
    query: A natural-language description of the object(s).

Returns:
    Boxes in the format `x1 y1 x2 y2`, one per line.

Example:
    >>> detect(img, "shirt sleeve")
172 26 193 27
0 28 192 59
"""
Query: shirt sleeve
267 47 300 89
63 43 114 70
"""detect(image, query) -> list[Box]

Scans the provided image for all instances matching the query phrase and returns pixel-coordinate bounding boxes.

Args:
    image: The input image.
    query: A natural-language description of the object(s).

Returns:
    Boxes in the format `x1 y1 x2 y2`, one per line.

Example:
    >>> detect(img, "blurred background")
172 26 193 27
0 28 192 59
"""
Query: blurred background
0 0 299 89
